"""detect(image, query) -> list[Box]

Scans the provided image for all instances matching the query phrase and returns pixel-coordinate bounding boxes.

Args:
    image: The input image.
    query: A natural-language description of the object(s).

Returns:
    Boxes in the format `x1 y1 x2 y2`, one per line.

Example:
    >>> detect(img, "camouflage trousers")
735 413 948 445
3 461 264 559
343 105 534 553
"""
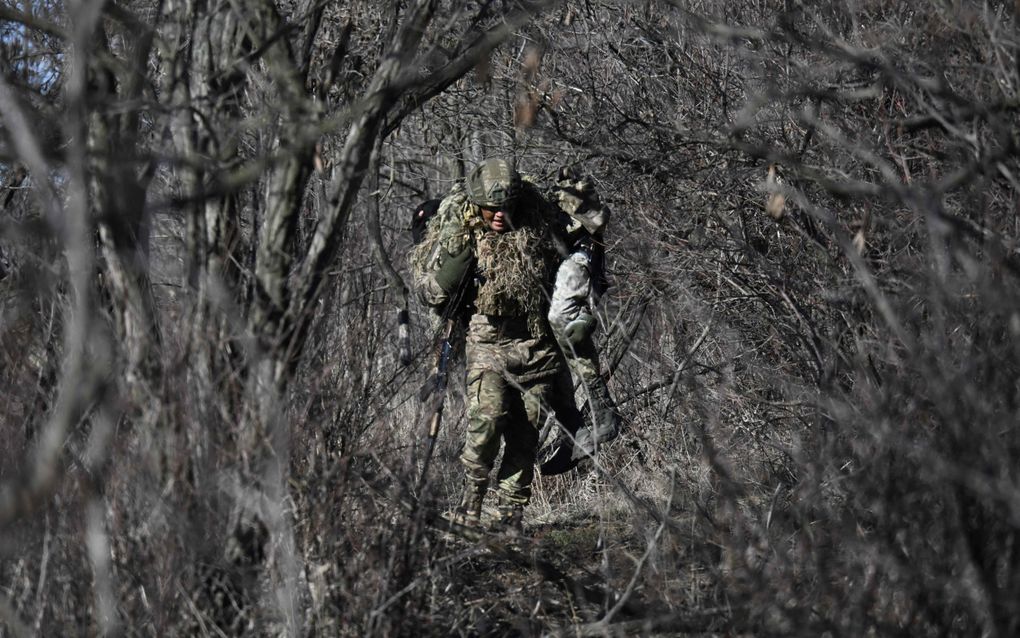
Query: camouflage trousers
559 339 620 457
460 368 577 505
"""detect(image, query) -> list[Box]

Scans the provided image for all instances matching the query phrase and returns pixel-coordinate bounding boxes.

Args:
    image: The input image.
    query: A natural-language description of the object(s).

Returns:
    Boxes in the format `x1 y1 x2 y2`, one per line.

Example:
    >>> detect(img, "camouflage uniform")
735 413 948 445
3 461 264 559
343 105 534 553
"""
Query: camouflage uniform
541 175 621 474
412 159 582 528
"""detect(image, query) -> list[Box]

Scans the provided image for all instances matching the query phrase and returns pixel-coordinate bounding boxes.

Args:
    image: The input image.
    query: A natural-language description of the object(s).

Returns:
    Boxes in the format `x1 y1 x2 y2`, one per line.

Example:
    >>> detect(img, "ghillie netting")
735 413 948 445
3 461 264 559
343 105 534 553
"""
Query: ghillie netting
474 222 556 337
411 182 558 337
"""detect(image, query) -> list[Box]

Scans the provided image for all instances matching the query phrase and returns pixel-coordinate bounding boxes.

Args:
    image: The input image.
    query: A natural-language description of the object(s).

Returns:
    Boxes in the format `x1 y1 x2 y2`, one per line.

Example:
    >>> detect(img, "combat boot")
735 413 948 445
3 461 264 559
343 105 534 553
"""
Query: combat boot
587 380 621 445
493 497 525 535
450 477 487 527
567 385 621 463
538 435 578 476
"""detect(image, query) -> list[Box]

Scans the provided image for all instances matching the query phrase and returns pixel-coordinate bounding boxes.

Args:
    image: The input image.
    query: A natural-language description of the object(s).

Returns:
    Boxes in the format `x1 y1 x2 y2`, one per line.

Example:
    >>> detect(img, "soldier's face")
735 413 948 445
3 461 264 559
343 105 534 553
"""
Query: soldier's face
480 205 512 233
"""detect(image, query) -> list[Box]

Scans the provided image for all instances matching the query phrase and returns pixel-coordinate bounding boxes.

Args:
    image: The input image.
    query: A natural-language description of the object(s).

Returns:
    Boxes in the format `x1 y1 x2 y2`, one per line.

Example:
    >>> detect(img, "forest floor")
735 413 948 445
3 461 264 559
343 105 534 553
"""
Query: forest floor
414 478 732 636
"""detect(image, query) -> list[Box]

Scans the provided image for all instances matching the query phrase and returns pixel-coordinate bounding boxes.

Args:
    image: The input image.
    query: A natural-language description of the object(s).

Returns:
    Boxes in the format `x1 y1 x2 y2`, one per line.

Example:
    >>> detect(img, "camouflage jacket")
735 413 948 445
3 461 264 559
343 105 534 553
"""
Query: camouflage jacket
412 180 567 383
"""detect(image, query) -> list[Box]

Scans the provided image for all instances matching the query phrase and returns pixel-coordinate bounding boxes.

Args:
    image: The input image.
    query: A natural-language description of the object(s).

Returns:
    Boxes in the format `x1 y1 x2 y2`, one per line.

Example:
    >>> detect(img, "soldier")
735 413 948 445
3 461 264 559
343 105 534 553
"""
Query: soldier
540 172 621 475
412 158 583 532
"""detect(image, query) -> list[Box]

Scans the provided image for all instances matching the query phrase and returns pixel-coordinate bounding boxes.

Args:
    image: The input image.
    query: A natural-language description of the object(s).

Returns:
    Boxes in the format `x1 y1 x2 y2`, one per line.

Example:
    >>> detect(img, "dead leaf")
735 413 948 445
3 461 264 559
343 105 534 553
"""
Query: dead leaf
514 90 539 130
314 143 324 173
523 48 542 80
852 229 866 255
766 193 786 220
549 89 563 111
765 164 786 220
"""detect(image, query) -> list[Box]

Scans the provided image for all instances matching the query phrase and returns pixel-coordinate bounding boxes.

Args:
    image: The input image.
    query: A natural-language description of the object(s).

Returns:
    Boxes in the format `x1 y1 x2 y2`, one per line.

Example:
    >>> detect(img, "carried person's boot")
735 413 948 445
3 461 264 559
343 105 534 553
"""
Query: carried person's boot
538 434 577 476
571 381 621 461
540 375 622 475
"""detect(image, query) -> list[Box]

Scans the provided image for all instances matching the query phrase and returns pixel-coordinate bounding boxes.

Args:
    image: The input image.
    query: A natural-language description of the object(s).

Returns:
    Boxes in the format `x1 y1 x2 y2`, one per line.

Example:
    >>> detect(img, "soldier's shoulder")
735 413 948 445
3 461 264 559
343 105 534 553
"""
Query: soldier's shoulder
436 184 469 228
438 182 467 209
433 182 485 254
518 179 559 221
518 178 550 203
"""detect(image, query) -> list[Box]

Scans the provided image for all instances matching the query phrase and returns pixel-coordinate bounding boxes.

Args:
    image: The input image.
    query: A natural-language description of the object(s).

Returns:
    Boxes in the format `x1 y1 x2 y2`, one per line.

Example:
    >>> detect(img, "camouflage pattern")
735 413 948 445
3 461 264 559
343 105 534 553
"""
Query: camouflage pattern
466 158 522 208
410 183 483 309
412 176 561 336
473 207 558 337
553 175 610 237
547 231 621 461
464 314 562 383
563 340 620 456
410 183 482 334
452 474 487 526
460 361 579 505
494 498 525 534
548 252 591 339
458 231 566 505
412 160 573 512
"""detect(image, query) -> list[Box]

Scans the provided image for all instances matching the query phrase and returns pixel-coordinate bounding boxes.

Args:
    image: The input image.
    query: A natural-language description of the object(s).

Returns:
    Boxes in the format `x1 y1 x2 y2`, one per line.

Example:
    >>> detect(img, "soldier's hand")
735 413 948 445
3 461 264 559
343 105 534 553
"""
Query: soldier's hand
434 246 474 293
563 313 596 347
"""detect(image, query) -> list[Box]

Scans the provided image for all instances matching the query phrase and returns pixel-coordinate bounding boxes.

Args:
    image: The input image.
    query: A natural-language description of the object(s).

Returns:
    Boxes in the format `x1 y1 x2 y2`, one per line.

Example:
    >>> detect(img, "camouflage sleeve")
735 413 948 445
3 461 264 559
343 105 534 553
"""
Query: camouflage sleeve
411 234 446 308
417 270 450 308
412 190 472 308
548 250 591 334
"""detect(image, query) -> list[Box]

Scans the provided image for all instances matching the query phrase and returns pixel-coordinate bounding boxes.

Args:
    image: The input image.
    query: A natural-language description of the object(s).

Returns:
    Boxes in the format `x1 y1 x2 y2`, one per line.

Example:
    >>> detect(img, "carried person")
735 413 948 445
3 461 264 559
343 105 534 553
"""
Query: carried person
539 170 622 475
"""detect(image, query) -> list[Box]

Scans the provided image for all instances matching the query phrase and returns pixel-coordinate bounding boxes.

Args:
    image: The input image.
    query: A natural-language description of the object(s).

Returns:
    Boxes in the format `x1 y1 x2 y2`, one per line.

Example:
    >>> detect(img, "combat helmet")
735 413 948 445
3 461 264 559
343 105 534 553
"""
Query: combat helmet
466 158 522 209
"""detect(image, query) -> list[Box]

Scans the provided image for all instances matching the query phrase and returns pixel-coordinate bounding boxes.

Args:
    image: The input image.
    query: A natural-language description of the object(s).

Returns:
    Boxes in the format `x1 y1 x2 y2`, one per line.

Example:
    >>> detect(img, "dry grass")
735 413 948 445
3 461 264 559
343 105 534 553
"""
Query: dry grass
3 0 1020 635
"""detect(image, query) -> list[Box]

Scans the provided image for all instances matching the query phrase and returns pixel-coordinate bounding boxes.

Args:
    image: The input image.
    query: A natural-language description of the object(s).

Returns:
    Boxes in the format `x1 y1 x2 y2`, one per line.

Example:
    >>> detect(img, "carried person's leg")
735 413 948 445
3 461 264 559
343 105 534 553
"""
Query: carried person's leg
540 339 621 474
538 368 587 476
568 342 620 460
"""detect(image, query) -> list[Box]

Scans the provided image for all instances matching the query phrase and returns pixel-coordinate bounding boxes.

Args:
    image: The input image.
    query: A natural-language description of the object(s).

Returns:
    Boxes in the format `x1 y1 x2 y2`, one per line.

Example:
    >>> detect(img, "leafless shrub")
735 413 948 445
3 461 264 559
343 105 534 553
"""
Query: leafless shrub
2 0 1020 635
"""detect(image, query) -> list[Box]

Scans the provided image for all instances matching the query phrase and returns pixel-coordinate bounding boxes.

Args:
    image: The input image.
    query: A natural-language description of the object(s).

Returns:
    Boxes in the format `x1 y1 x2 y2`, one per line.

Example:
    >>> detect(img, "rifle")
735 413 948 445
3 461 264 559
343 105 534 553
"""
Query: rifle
416 316 456 493
416 266 472 494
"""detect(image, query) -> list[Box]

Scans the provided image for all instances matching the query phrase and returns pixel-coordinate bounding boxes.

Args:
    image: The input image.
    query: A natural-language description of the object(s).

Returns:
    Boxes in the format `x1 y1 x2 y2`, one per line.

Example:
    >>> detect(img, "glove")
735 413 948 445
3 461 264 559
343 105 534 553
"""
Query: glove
563 313 596 347
434 246 473 293
554 177 595 217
